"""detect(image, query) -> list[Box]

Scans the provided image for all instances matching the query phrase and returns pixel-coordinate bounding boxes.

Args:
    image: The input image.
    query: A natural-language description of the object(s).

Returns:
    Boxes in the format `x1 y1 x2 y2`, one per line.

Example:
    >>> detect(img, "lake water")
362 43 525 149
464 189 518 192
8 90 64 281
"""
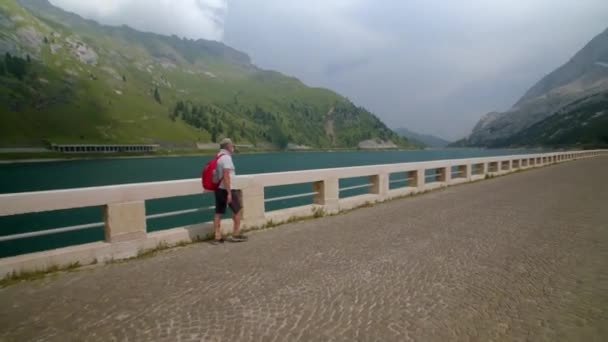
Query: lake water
0 148 540 257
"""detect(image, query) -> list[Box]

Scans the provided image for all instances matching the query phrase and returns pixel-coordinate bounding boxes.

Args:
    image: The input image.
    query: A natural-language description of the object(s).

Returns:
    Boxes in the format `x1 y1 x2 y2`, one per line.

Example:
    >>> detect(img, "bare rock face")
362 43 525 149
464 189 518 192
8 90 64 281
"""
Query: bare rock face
160 60 177 69
473 112 501 131
156 74 172 88
66 36 98 65
468 27 608 146
358 139 397 149
101 66 121 81
287 143 311 150
16 26 44 52
48 42 61 54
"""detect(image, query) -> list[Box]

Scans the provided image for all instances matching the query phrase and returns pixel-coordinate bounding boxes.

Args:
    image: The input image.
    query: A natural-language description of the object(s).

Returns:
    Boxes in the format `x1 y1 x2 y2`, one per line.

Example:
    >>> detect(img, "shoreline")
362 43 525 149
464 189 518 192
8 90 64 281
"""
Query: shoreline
0 151 221 165
0 147 424 164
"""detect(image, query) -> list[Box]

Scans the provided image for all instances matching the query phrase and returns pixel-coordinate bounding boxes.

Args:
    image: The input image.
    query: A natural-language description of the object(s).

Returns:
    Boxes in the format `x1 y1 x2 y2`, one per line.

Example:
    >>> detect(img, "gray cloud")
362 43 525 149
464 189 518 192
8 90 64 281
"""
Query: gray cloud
49 0 227 40
324 57 371 78
48 0 608 140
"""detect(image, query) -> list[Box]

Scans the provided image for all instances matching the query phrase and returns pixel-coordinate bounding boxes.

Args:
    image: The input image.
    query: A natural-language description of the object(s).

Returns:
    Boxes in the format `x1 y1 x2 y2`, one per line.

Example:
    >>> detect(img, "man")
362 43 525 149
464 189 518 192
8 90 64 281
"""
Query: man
212 138 247 244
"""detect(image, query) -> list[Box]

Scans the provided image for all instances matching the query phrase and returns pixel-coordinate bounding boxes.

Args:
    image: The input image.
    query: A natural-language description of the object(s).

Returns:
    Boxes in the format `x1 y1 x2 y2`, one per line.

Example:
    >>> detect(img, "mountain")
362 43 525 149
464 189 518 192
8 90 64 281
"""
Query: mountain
497 91 608 148
0 0 410 150
394 127 450 148
465 27 608 147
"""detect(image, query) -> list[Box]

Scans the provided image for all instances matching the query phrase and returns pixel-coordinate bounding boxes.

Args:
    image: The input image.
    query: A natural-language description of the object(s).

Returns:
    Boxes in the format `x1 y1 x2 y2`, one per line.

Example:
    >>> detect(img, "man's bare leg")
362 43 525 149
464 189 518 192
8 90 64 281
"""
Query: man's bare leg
232 211 241 236
213 213 222 240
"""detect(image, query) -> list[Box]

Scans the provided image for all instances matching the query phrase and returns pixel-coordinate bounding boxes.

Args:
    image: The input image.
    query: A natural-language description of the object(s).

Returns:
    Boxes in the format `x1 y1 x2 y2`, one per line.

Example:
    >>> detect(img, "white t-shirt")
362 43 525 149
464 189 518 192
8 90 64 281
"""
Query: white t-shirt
213 150 235 190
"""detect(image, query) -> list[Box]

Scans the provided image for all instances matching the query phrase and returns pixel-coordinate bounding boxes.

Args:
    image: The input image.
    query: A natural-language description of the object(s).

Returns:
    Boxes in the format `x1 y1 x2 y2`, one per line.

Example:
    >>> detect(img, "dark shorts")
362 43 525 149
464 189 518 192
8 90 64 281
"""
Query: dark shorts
214 189 242 215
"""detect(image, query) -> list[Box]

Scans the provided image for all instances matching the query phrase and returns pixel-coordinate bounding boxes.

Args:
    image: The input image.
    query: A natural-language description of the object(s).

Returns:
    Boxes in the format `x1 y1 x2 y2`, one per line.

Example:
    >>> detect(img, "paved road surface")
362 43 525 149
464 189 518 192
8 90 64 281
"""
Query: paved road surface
1 157 607 341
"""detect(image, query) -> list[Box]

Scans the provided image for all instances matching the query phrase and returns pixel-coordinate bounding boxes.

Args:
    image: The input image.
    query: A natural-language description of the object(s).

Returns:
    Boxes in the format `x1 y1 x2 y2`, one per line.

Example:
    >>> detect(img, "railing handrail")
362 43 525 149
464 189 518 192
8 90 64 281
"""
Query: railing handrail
0 222 104 242
217 152 569 187
0 150 605 217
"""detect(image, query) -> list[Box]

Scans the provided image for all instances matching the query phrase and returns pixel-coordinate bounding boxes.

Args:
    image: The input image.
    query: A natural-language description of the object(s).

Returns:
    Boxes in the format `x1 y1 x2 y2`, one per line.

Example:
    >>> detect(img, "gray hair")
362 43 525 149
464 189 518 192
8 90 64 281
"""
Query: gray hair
219 138 233 149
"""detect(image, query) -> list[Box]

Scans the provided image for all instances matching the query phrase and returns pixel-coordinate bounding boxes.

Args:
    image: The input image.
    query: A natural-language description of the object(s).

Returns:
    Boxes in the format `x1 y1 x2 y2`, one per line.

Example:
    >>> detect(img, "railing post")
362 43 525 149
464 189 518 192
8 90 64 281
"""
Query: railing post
313 177 340 214
240 179 266 228
475 163 486 176
488 162 497 173
103 201 147 243
369 172 389 200
437 167 449 183
415 169 425 191
458 164 471 181
405 170 418 189
512 159 520 169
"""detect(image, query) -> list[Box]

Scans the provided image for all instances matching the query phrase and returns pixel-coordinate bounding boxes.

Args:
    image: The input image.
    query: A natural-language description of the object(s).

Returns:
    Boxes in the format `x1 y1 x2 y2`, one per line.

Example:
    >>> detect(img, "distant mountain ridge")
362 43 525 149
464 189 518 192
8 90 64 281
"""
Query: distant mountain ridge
0 0 410 149
495 91 608 148
464 26 608 147
394 128 450 148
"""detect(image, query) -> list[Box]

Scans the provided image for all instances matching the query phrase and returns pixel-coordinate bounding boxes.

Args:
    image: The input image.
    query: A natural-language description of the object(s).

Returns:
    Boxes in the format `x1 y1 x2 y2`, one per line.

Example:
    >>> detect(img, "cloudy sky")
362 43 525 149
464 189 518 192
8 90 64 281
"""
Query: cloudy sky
50 0 608 140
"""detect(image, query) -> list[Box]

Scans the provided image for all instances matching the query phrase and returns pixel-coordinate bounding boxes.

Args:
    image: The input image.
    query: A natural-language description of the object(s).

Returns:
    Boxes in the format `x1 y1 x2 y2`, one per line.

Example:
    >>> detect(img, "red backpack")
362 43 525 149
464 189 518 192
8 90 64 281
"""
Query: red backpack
201 153 225 191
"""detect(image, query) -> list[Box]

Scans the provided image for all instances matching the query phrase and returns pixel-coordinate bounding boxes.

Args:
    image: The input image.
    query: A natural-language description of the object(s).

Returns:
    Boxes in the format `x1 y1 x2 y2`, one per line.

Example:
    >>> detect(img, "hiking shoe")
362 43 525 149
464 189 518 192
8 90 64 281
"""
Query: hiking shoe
210 238 225 245
228 235 248 242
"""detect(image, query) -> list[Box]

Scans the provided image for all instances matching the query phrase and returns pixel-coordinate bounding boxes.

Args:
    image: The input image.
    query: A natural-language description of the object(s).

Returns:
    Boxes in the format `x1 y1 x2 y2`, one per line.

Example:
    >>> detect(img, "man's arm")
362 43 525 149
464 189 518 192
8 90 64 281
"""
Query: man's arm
223 168 233 203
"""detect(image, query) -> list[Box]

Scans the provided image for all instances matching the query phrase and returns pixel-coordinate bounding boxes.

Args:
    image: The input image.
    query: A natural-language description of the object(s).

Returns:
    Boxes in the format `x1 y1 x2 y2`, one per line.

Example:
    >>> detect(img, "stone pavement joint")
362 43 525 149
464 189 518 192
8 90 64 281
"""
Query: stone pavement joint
1 157 607 341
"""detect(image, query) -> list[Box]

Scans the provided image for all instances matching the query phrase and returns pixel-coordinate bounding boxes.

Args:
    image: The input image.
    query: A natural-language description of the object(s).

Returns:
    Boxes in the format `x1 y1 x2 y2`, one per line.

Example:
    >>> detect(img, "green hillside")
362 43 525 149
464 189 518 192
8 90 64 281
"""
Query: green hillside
0 0 410 150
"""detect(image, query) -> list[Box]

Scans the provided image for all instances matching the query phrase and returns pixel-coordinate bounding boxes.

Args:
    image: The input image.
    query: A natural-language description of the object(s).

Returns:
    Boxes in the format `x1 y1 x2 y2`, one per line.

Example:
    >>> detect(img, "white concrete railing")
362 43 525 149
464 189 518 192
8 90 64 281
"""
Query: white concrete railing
0 150 606 276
